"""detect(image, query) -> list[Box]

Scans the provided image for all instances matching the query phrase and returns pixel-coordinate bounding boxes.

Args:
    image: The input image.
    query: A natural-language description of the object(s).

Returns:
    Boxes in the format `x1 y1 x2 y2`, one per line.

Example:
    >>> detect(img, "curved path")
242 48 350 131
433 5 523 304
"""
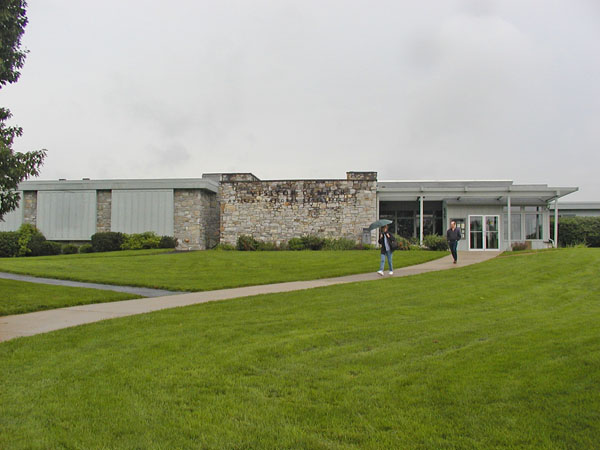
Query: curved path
0 272 179 297
0 251 498 342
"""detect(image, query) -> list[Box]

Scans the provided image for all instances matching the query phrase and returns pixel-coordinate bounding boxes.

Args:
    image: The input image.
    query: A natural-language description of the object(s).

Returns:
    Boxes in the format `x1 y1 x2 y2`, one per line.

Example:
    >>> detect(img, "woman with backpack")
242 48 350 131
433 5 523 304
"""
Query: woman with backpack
377 225 396 276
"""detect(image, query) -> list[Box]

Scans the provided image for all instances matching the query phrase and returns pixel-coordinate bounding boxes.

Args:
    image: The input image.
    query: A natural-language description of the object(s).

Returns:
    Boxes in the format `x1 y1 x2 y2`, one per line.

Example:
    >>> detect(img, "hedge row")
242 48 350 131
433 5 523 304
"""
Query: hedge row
0 225 64 257
555 217 600 247
232 235 370 251
221 234 446 251
90 232 177 252
0 227 178 258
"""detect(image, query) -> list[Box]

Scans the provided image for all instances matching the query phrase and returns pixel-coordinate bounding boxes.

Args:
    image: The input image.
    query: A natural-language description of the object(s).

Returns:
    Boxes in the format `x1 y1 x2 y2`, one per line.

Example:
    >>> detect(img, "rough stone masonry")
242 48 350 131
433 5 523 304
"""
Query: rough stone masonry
219 172 378 246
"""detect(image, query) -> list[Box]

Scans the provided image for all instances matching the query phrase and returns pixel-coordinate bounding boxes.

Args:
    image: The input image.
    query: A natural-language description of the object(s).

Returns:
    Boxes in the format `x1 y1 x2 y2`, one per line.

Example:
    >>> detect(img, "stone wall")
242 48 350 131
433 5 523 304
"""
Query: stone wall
219 172 377 245
23 191 37 225
174 189 219 250
96 190 111 232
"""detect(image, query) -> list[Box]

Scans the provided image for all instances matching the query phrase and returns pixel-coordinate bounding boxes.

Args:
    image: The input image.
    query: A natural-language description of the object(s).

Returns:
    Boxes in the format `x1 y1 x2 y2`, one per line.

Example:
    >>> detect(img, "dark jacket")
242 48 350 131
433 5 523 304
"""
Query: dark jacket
379 232 395 254
446 227 461 242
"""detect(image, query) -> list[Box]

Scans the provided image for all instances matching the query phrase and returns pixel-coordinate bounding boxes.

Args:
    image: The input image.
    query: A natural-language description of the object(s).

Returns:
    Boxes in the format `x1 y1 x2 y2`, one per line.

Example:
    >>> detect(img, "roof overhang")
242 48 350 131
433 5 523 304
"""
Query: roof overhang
377 181 578 204
17 178 220 193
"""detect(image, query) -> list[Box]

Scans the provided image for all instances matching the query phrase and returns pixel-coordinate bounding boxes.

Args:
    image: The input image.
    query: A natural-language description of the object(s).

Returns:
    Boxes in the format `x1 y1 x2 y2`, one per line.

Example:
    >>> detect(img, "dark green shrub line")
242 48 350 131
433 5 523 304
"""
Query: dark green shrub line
0 228 178 258
0 231 19 257
552 217 600 247
91 231 178 252
0 225 62 257
233 234 448 252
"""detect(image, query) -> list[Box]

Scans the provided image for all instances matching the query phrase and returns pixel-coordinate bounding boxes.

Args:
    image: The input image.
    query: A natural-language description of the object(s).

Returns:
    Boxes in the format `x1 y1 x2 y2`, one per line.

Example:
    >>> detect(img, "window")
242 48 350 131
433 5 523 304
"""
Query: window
524 206 543 240
502 207 522 241
525 213 542 239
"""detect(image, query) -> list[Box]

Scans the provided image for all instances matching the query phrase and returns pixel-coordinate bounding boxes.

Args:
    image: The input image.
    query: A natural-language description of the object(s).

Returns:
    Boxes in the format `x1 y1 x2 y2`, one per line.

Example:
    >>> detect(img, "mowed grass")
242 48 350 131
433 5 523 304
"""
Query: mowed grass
0 249 446 291
1 248 599 449
0 279 141 316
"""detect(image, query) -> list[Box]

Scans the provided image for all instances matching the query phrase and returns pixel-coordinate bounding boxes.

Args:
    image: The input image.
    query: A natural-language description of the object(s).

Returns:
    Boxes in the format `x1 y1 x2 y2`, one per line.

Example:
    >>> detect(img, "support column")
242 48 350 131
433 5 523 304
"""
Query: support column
507 196 511 251
419 195 424 246
554 199 559 248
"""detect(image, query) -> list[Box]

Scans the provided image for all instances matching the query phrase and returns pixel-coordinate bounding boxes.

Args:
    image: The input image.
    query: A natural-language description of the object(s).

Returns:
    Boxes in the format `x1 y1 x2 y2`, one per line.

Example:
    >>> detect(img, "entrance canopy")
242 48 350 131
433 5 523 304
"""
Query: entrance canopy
377 180 577 204
377 180 578 248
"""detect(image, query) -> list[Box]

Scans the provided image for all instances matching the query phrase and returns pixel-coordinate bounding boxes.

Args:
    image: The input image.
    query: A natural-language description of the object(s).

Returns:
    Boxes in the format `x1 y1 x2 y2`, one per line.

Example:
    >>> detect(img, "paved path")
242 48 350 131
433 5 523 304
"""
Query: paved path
0 272 180 297
0 251 498 342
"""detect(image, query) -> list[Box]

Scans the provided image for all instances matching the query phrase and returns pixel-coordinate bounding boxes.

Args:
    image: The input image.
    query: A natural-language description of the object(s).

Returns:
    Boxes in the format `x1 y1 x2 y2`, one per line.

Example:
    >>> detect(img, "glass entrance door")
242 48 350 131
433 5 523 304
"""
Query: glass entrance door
469 215 500 250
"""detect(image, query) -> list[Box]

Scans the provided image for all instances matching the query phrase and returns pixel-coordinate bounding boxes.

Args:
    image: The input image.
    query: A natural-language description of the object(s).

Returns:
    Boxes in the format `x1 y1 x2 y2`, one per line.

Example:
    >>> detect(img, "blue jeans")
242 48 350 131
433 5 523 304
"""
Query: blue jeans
449 241 458 261
380 251 393 271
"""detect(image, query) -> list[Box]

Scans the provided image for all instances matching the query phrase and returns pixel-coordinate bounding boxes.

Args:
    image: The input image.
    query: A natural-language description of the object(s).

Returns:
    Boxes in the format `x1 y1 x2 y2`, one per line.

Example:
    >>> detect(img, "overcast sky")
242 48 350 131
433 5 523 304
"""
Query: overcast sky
3 0 599 200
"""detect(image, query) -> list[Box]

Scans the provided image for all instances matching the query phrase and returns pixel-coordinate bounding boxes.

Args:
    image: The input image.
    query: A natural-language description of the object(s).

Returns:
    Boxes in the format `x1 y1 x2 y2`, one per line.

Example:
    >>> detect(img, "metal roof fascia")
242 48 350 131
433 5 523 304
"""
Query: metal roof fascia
18 178 219 193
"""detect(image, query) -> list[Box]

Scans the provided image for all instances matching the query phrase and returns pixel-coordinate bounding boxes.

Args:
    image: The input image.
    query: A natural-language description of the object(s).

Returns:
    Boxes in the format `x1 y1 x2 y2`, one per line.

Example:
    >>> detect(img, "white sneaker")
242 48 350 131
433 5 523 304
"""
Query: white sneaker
389 271 394 275
377 270 384 276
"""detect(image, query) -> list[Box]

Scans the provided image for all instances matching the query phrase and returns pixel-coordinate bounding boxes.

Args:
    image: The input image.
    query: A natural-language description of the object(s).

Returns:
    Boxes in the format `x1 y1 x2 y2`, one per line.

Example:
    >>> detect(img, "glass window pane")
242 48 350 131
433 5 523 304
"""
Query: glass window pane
486 231 499 249
397 218 414 238
470 216 483 249
525 214 542 239
470 216 482 232
512 214 522 240
486 216 498 232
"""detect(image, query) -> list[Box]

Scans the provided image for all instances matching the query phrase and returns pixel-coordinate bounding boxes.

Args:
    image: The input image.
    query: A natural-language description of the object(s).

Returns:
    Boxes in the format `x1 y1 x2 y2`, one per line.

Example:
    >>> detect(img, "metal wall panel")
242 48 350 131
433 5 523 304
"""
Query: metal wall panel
0 192 24 231
111 190 174 235
37 191 97 240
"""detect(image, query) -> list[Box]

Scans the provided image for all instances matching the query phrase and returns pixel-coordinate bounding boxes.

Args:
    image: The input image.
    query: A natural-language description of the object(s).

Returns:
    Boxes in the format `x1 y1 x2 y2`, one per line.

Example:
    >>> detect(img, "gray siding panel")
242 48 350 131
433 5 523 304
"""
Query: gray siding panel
37 191 97 240
0 193 24 231
111 190 174 235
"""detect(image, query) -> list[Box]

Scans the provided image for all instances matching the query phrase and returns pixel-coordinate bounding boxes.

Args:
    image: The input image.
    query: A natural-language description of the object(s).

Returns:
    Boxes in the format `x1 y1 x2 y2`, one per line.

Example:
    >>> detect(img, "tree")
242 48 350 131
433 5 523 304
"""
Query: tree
0 0 46 220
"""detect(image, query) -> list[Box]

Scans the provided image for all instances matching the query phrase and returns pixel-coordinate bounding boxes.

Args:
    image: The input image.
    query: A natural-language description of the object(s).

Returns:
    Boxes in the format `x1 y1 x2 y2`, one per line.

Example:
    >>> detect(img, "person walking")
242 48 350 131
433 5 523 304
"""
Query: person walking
447 220 461 264
377 225 395 275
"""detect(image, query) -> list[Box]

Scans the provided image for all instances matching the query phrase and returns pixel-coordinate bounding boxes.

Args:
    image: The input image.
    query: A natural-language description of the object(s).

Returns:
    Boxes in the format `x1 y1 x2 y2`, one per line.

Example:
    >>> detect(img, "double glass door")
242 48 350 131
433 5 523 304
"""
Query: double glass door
469 215 499 250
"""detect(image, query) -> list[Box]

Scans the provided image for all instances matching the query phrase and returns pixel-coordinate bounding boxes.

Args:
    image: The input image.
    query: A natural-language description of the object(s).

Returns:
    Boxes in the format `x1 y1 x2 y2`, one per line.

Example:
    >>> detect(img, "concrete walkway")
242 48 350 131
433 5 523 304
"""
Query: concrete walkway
0 272 180 297
0 251 498 342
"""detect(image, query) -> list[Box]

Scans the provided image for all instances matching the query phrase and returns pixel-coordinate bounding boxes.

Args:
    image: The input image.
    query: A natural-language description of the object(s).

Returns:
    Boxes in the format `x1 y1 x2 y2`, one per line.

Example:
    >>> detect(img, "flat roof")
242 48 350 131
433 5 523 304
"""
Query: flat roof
549 201 600 210
18 177 219 193
377 180 578 203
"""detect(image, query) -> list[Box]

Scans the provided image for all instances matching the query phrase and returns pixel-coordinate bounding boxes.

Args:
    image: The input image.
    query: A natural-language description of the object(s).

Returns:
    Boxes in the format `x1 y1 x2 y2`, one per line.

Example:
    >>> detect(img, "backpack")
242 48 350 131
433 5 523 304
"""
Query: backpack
389 234 399 251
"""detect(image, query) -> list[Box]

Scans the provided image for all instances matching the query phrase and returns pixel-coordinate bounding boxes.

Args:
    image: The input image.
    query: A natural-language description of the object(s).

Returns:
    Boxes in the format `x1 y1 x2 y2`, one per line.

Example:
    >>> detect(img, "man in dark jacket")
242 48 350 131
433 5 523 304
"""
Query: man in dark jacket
446 221 461 264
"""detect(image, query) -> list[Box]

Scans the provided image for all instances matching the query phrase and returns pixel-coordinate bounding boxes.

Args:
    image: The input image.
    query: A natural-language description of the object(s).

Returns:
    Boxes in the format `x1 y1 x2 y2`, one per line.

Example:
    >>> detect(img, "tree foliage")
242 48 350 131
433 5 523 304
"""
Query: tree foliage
0 0 46 221
0 0 29 86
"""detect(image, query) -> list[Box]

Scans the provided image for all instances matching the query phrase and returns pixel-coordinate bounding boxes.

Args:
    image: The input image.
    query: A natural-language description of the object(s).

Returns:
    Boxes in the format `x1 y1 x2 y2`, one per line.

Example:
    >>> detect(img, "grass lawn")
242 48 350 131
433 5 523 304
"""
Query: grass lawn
0 279 141 316
0 249 446 291
1 248 599 449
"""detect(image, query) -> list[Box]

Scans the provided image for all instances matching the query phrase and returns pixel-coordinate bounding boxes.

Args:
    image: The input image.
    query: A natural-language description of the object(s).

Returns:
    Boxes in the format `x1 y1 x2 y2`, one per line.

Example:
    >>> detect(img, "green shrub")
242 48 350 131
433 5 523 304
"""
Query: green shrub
322 238 357 250
287 237 306 251
17 224 47 256
213 243 235 251
257 241 279 251
121 232 161 250
236 235 259 251
555 217 600 247
423 234 448 251
62 243 79 254
38 241 62 256
159 235 178 249
91 232 124 252
393 235 412 251
0 231 19 257
79 243 93 253
511 242 529 251
301 235 325 250
356 243 375 250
